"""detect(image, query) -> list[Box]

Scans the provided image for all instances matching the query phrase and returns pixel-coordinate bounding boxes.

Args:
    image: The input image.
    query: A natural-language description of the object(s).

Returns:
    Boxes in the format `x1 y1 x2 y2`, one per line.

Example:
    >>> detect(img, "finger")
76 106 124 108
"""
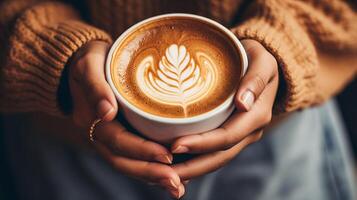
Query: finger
171 75 277 154
95 143 183 198
236 39 278 111
70 82 93 127
70 41 118 125
95 121 173 164
173 130 263 181
177 183 185 199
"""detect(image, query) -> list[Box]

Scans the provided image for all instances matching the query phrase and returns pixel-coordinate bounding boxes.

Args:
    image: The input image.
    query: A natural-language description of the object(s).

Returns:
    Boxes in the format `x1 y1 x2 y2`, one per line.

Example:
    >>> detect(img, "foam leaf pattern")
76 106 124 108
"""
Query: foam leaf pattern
136 44 215 115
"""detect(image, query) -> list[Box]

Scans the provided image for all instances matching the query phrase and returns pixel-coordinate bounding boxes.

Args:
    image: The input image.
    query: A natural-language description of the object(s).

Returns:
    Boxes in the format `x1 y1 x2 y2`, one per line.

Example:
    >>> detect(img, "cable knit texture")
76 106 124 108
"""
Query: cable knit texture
0 0 356 116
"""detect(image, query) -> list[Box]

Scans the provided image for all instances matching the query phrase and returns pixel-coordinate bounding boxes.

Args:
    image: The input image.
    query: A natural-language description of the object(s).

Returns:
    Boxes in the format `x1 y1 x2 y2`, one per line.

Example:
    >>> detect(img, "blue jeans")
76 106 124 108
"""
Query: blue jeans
3 100 356 200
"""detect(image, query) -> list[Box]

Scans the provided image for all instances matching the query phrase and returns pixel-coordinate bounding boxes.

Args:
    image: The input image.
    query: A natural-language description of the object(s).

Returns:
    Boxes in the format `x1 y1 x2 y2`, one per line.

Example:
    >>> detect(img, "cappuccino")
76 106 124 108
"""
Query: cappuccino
110 17 242 118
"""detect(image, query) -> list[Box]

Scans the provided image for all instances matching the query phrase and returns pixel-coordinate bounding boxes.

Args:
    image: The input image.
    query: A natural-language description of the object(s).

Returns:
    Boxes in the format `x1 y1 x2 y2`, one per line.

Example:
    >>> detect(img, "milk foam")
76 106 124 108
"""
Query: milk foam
136 44 216 116
111 18 241 118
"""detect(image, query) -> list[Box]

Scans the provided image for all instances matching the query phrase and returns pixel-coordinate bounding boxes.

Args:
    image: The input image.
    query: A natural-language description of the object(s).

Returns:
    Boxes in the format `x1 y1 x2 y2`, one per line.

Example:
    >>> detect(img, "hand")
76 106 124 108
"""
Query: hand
170 39 279 180
68 41 184 198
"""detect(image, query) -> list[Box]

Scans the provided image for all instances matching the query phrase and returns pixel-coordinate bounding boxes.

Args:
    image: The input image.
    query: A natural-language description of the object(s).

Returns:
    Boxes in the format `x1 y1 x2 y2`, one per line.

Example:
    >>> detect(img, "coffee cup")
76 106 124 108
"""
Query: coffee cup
106 13 248 143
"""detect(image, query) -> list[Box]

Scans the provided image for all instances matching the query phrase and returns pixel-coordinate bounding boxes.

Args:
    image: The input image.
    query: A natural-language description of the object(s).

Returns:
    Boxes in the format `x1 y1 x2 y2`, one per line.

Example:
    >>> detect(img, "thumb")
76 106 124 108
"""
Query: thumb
70 41 118 124
236 40 277 111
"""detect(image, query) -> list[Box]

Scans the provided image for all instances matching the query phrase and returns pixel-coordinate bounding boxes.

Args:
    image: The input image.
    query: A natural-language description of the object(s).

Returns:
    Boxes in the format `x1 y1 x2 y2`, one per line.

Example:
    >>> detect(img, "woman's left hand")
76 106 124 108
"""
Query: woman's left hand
171 39 279 181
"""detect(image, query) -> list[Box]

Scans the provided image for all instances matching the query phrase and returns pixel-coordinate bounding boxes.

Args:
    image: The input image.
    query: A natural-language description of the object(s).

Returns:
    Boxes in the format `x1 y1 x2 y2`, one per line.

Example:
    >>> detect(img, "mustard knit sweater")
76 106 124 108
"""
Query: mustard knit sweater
0 0 356 116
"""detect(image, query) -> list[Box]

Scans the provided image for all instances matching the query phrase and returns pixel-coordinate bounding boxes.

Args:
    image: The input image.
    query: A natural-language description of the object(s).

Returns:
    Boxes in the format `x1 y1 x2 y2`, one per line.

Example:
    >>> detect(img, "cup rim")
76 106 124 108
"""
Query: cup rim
106 13 248 124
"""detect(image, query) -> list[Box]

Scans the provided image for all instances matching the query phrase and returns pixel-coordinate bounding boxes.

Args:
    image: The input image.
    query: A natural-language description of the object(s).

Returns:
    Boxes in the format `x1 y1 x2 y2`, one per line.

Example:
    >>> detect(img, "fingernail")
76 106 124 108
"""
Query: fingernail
160 179 178 191
155 154 173 164
172 146 189 154
170 189 180 199
177 184 185 199
170 185 184 199
183 180 190 185
97 100 114 120
240 90 255 110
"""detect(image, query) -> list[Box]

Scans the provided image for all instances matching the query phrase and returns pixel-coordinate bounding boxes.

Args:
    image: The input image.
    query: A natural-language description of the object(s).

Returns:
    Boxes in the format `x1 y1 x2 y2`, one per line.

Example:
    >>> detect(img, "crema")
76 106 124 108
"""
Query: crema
110 18 241 118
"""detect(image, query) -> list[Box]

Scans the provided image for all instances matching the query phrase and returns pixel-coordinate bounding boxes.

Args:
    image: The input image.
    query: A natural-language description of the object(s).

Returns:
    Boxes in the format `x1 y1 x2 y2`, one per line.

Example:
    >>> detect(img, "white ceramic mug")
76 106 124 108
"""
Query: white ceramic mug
106 13 248 143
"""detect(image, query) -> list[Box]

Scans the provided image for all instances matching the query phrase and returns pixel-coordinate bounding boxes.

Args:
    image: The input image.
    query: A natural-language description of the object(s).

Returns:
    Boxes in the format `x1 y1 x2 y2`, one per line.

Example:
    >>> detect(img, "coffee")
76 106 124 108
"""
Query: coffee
110 17 242 118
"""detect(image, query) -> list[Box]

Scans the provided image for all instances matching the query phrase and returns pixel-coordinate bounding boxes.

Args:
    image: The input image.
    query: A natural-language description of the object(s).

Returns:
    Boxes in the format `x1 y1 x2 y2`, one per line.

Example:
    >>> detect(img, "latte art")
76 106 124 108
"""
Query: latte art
110 18 241 118
136 44 216 116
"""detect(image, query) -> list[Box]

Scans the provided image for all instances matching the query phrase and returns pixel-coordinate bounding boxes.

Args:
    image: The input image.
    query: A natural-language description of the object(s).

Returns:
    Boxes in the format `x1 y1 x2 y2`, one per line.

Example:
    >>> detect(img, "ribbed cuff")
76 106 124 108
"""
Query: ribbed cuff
0 3 112 116
231 18 320 113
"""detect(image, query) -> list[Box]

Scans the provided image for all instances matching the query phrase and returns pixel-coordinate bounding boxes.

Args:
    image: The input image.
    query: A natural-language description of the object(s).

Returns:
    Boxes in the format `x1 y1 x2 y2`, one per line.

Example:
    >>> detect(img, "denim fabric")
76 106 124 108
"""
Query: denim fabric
3 100 355 200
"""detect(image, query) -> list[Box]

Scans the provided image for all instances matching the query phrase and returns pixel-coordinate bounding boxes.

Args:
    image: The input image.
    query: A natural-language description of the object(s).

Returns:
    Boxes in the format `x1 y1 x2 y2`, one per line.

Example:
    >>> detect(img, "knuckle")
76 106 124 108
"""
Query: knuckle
244 40 264 56
252 74 267 91
221 128 236 150
245 45 258 57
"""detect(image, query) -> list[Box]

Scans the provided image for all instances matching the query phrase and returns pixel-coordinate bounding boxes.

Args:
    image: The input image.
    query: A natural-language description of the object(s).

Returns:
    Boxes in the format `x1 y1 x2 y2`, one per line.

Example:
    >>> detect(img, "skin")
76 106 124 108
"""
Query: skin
67 39 279 199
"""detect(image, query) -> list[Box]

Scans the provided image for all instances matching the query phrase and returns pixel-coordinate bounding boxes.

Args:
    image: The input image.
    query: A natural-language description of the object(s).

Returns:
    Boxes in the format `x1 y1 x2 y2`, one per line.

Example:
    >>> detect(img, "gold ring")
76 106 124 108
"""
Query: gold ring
89 119 101 142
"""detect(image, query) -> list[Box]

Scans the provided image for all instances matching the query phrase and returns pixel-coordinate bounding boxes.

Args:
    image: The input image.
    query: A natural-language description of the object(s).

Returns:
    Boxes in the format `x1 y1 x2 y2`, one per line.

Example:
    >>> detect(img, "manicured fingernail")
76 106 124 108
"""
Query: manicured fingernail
170 189 179 199
172 146 189 154
240 90 255 110
169 185 184 199
177 184 185 199
97 100 114 120
160 179 178 191
155 154 173 164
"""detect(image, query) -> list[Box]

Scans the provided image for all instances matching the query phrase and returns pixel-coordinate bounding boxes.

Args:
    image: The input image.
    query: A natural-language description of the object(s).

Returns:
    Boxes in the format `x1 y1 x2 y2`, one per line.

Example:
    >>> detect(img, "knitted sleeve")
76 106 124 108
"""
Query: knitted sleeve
0 1 112 116
231 0 357 113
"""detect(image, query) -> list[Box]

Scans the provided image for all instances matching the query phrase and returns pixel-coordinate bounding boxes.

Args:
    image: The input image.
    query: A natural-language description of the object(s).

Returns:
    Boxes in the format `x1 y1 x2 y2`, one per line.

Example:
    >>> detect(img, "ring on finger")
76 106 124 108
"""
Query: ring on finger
89 119 102 142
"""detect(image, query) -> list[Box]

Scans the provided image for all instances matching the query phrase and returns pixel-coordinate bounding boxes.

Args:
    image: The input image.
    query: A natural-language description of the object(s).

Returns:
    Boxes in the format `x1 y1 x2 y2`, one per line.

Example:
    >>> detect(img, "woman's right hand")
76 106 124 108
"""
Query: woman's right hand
67 41 184 198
